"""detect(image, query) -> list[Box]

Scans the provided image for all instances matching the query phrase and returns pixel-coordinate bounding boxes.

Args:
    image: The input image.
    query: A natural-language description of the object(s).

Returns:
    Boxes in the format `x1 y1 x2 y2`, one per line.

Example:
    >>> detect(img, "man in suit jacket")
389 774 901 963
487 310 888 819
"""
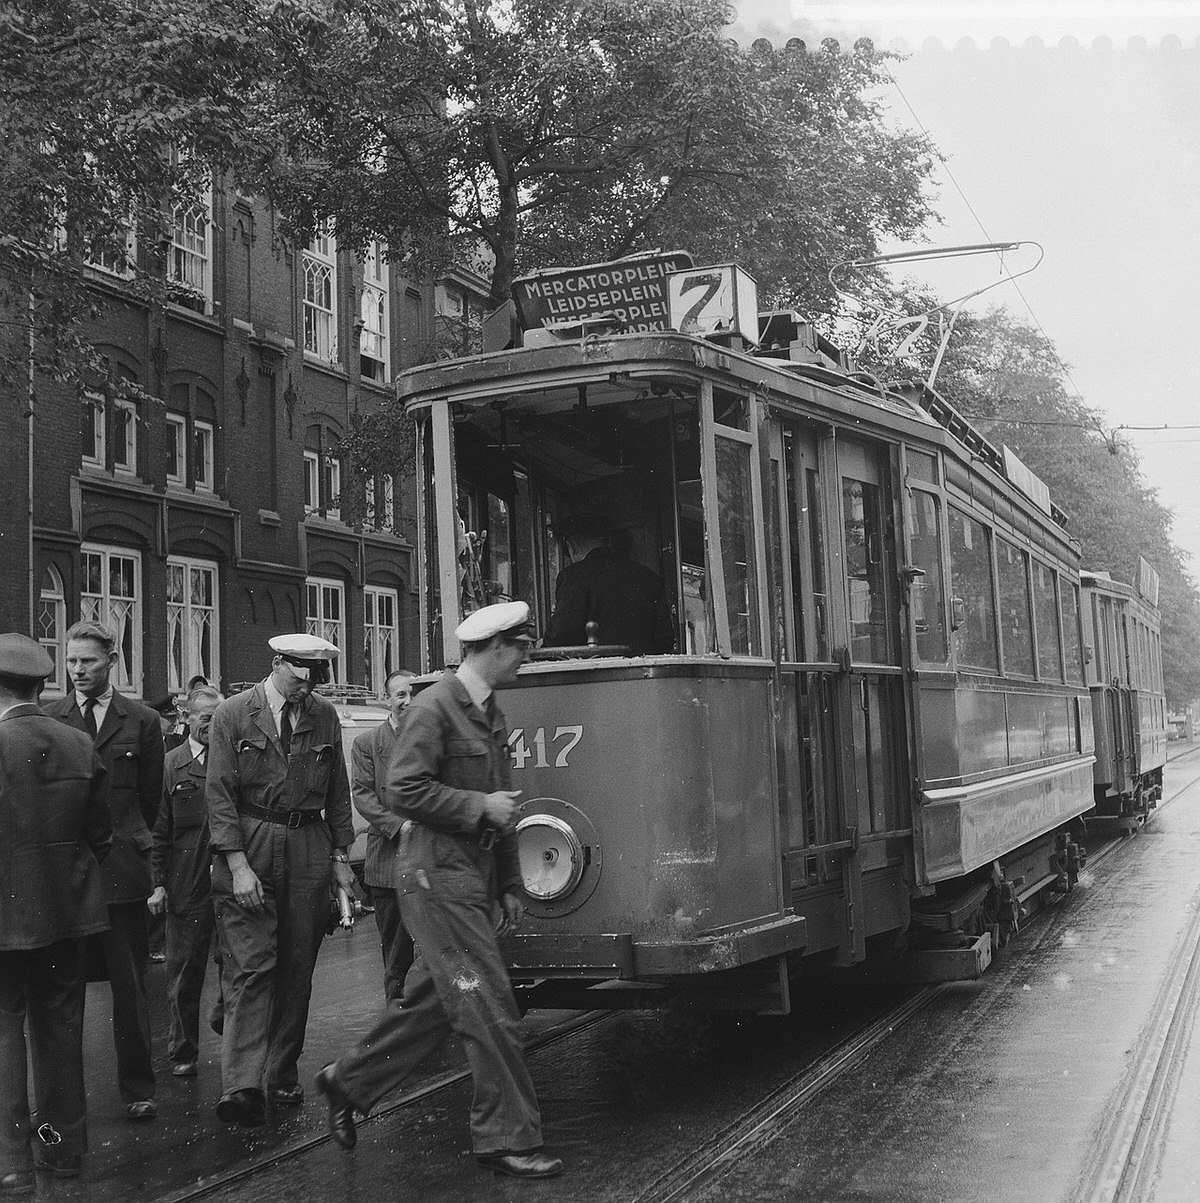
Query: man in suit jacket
0 633 111 1194
316 602 563 1181
543 513 674 655
148 686 222 1078
45 620 164 1122
205 633 356 1127
351 669 417 1005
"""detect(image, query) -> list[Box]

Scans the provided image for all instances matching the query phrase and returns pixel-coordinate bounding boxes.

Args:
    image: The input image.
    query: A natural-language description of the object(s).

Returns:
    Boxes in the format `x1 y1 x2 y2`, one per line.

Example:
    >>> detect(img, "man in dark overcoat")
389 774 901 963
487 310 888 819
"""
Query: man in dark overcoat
316 601 563 1180
543 513 674 654
0 633 111 1195
44 619 164 1121
206 634 356 1127
148 685 222 1077
351 668 416 1005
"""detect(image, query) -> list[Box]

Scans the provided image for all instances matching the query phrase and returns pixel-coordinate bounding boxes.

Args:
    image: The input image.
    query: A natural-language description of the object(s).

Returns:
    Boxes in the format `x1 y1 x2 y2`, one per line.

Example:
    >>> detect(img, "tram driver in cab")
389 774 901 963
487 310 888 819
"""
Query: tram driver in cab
542 512 675 655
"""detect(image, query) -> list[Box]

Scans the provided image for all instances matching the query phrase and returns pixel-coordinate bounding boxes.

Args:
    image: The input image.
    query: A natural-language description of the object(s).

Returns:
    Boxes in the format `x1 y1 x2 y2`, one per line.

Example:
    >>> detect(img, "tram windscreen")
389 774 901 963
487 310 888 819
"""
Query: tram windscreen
445 387 712 655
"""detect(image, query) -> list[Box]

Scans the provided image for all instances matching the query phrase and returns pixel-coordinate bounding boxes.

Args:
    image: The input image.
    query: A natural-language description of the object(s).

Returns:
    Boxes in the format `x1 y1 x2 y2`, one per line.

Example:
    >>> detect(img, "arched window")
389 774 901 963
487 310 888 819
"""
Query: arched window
38 566 67 693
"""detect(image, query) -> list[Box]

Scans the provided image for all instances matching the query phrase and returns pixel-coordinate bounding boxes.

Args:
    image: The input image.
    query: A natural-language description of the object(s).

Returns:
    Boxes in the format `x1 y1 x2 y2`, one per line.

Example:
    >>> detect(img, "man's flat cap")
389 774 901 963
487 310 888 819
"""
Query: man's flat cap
0 632 55 680
454 601 536 643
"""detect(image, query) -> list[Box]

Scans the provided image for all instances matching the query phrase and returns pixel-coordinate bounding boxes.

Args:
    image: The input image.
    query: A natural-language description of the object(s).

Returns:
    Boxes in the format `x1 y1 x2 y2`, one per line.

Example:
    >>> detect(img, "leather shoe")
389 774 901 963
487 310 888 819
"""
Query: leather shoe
33 1152 81 1178
0 1170 33 1196
314 1065 356 1149
216 1089 266 1128
272 1083 305 1107
172 1061 198 1078
126 1099 157 1121
477 1151 564 1179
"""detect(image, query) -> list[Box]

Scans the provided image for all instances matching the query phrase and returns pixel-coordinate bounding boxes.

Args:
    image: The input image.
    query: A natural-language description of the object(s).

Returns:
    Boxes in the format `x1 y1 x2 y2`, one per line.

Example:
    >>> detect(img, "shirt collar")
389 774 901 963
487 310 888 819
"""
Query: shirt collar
75 686 113 709
455 660 491 712
264 675 288 716
188 736 206 762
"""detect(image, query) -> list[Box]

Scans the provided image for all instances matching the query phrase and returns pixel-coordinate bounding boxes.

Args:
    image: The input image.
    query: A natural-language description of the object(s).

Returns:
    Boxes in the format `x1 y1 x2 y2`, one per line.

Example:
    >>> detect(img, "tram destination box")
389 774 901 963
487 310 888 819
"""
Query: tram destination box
512 250 693 336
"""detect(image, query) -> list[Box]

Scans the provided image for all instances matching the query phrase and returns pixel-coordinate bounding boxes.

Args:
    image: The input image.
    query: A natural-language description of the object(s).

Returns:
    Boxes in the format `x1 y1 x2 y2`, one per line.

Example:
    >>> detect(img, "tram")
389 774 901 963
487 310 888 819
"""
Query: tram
1080 564 1167 830
399 258 1097 1013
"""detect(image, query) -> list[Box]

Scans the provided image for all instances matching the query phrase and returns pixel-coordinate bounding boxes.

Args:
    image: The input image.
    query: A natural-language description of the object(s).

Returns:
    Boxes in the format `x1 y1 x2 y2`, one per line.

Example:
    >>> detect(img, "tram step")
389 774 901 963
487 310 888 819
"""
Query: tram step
902 931 993 983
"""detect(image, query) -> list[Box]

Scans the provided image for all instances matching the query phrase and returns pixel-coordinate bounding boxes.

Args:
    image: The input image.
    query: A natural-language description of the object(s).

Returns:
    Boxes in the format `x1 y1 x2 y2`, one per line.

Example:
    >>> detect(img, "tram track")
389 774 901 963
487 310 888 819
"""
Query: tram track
159 1008 616 1203
635 758 1200 1203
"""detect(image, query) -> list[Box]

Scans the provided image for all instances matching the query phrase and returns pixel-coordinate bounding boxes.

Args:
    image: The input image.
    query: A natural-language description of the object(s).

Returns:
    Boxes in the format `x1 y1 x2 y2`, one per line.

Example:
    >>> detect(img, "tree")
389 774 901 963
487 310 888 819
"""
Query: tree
255 0 938 311
0 0 316 398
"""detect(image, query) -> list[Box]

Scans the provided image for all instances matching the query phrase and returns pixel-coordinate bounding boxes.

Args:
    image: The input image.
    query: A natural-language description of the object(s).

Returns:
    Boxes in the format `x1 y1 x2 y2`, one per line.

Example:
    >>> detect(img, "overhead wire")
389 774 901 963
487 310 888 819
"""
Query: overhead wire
883 64 1113 446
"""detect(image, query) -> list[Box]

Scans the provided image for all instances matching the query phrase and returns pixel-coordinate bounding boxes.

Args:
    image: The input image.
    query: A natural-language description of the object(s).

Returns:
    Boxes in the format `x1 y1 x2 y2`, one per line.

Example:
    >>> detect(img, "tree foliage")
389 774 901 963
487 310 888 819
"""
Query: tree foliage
256 0 938 310
853 296 1200 706
0 0 311 396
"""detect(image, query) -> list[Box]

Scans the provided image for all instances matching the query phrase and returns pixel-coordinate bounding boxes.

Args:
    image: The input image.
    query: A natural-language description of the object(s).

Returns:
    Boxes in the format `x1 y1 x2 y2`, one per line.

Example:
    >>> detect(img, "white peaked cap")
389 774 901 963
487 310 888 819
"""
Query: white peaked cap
453 601 535 643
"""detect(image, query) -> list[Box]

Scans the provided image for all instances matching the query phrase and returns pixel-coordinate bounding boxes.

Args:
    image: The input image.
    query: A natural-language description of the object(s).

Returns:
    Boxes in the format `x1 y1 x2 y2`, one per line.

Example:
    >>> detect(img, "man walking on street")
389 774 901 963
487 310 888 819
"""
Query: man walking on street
316 601 563 1180
206 634 356 1127
0 633 111 1196
351 669 417 1005
147 685 223 1079
45 620 163 1122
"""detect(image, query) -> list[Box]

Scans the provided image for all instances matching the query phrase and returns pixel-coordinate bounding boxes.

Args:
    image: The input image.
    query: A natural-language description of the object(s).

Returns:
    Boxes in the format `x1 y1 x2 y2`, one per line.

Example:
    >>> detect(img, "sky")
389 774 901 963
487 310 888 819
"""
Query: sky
730 2 1200 580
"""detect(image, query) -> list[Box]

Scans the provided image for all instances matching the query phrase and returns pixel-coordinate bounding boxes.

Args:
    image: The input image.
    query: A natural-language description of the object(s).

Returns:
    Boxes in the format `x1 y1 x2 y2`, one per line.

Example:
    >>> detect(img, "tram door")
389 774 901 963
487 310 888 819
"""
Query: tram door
831 439 909 890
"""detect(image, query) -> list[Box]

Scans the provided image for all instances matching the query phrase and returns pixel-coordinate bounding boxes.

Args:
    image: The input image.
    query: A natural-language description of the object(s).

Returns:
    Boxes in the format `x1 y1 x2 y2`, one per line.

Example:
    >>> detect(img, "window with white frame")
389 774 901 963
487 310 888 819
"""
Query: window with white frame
303 450 320 512
38 566 67 693
91 222 137 278
166 557 219 693
194 420 214 491
112 399 137 475
170 180 213 312
83 394 105 467
80 544 142 694
363 585 400 694
359 241 389 382
305 577 345 684
303 227 338 363
434 281 484 358
166 413 186 484
364 473 395 532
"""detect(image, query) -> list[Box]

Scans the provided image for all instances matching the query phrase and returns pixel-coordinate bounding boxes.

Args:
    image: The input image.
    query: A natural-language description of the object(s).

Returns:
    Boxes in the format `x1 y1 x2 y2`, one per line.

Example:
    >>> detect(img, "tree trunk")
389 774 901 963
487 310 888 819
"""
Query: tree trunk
489 180 520 310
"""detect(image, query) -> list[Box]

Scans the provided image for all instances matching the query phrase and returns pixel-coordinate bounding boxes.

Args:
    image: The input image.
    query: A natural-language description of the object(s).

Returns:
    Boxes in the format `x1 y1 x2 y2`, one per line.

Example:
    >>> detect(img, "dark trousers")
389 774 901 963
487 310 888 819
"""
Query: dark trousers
92 902 156 1103
0 940 87 1174
165 902 216 1064
370 885 415 1006
211 822 330 1094
334 872 542 1155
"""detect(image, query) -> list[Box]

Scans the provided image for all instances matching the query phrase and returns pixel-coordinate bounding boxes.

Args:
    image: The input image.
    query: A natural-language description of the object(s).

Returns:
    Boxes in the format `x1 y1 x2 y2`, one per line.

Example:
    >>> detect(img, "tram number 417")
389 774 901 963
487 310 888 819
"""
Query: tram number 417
508 726 583 770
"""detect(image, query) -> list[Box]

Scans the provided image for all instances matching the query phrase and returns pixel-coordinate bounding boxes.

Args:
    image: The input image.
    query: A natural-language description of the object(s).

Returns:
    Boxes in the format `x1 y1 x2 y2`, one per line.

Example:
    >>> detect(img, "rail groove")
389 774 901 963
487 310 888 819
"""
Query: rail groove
162 1009 614 1202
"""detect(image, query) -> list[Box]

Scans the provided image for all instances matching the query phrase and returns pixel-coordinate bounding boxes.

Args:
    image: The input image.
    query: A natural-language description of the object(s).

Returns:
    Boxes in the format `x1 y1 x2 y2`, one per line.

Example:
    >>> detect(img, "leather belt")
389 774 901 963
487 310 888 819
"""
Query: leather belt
239 802 323 828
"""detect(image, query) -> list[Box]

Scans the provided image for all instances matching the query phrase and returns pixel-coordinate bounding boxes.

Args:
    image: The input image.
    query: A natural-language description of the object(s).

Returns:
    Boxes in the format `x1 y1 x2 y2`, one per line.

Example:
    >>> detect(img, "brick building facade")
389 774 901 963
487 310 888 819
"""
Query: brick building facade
2 181 449 702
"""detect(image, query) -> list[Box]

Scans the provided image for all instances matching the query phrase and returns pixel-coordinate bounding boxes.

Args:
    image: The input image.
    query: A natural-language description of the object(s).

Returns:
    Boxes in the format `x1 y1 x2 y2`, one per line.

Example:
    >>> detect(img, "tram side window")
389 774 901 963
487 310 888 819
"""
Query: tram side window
715 436 761 656
1061 581 1083 685
906 489 948 662
948 507 999 672
996 538 1035 677
1031 559 1064 681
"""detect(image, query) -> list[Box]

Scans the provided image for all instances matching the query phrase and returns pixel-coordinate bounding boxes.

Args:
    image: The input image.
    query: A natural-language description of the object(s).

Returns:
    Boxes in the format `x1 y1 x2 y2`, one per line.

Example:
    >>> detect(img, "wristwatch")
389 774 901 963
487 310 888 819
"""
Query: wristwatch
330 852 350 864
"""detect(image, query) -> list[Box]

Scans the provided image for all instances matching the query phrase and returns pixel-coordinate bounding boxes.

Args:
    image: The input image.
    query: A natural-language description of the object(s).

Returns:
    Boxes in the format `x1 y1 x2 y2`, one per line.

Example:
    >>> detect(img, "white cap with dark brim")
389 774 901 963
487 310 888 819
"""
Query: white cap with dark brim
454 601 536 644
269 633 340 681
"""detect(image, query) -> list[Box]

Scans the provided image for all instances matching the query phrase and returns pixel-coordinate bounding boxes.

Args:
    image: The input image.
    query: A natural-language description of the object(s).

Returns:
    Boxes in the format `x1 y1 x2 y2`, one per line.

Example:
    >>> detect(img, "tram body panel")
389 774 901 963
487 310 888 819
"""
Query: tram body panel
498 661 801 978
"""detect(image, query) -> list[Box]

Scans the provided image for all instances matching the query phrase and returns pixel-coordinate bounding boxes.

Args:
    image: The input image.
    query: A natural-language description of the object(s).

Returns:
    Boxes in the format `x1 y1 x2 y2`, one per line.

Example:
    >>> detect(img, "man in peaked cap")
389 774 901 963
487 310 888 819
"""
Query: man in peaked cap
316 601 563 1180
0 634 111 1195
205 633 356 1127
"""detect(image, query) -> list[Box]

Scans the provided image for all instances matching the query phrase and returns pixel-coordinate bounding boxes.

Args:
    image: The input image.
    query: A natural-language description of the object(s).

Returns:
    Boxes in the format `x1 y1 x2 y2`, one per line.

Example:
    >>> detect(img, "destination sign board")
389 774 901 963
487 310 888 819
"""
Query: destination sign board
512 250 693 334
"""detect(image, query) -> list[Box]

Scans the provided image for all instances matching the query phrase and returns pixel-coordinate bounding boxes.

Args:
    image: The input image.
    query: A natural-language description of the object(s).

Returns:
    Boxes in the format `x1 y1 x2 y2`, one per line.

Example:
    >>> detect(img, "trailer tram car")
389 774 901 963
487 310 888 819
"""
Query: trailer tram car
1080 565 1167 831
400 287 1096 1014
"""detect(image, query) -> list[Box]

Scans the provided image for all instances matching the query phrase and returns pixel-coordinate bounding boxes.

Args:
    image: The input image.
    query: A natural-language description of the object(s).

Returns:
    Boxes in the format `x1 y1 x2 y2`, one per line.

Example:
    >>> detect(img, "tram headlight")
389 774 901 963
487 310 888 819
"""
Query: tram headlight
516 814 585 900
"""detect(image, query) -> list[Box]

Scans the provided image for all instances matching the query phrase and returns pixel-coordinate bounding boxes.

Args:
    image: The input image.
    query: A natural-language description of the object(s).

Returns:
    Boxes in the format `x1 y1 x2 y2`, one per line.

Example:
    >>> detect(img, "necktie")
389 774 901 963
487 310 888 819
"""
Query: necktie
82 697 98 741
280 703 293 758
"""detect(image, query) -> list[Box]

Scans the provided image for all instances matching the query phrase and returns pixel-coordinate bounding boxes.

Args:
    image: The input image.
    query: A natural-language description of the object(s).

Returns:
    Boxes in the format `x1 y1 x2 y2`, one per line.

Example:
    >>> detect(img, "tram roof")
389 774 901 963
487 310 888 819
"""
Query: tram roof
397 329 1074 549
